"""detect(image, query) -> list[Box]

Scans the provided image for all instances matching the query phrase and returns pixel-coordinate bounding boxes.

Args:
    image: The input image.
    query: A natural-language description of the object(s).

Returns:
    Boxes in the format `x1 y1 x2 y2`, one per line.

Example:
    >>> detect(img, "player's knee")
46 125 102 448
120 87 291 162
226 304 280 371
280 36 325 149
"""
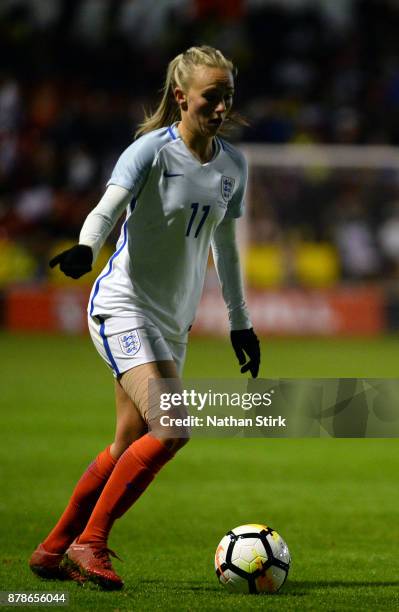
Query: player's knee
161 436 190 453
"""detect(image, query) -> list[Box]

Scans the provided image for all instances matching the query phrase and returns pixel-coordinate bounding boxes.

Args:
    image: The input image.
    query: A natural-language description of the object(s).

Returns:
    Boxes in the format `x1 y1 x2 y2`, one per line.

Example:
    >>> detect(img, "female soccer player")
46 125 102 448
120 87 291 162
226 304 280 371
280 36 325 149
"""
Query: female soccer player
29 45 260 590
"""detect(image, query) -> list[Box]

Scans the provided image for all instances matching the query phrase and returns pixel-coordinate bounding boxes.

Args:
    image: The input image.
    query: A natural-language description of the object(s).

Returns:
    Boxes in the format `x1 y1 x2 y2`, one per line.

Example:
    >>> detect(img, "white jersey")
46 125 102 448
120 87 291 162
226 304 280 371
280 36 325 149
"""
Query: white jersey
88 124 248 341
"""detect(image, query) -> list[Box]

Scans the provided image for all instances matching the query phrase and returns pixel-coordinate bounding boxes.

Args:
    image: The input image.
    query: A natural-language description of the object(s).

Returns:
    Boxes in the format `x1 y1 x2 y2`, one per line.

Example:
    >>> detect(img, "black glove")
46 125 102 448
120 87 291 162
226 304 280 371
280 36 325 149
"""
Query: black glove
230 328 261 378
49 244 93 279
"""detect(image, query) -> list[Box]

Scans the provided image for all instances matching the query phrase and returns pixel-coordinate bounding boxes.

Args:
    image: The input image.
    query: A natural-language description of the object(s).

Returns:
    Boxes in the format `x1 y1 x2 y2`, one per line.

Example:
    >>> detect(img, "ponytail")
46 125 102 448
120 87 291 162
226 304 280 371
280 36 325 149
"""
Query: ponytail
135 55 183 138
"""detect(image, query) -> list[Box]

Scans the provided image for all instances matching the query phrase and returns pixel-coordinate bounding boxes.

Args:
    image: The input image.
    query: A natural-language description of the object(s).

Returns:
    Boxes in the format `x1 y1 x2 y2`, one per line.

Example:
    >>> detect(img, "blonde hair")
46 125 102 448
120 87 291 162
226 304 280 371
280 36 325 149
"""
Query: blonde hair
135 45 247 138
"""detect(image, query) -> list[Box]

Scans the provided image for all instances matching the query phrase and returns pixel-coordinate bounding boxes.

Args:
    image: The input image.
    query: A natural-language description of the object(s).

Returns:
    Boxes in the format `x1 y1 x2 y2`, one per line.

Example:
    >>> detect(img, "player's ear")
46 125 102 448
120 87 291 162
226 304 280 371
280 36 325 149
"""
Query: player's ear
174 87 188 112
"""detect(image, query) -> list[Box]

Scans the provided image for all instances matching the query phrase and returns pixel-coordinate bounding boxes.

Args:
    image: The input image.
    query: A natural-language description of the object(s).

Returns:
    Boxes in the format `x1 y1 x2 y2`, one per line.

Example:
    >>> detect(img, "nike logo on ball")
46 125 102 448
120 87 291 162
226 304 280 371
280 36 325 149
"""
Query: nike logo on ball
163 170 184 177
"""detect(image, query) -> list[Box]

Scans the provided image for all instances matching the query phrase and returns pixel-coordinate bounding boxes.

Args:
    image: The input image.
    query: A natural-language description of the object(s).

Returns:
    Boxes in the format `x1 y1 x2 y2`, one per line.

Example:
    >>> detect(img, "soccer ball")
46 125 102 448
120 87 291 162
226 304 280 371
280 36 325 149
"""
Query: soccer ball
214 523 290 594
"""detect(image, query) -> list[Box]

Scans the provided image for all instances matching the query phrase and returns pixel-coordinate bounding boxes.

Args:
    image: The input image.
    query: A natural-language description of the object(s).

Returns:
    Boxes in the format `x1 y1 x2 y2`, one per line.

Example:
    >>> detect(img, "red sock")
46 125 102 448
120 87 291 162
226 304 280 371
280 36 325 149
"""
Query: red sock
42 446 117 553
78 434 174 546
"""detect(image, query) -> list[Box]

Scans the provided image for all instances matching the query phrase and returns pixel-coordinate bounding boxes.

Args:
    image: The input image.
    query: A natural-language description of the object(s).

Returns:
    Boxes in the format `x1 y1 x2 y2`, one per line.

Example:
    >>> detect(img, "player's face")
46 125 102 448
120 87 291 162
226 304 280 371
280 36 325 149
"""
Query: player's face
177 67 234 137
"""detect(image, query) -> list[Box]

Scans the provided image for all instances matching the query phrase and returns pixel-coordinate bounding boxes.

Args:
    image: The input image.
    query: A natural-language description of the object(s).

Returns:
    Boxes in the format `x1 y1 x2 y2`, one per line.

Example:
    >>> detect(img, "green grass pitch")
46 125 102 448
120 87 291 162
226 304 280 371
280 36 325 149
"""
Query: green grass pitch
1 332 398 611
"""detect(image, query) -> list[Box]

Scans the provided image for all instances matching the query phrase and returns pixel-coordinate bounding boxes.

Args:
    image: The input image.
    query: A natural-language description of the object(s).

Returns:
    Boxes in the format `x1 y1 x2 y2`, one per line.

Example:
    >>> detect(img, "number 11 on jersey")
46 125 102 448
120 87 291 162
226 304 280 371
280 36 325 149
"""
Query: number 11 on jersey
185 203 211 238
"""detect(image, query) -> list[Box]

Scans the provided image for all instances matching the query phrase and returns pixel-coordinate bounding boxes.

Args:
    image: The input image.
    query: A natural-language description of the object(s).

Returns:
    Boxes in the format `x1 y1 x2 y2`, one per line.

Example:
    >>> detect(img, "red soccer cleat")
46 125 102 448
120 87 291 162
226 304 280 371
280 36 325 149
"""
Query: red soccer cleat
29 543 86 584
64 540 124 590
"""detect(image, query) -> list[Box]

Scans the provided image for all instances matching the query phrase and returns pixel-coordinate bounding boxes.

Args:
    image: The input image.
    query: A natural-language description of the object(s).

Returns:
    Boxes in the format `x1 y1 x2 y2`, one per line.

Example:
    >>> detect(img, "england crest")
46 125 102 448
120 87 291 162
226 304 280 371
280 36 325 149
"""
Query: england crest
221 176 235 202
118 330 141 356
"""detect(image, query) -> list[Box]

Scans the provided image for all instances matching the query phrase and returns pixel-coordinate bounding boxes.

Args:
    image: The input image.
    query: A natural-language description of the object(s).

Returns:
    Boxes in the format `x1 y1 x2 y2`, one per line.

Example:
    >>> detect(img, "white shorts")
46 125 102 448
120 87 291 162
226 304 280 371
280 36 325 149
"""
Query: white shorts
88 314 187 378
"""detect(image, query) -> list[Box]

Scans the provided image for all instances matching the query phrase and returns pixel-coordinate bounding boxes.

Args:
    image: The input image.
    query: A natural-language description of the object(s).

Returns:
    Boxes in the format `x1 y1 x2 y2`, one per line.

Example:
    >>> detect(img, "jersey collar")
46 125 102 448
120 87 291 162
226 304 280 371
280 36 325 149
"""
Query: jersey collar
169 122 221 166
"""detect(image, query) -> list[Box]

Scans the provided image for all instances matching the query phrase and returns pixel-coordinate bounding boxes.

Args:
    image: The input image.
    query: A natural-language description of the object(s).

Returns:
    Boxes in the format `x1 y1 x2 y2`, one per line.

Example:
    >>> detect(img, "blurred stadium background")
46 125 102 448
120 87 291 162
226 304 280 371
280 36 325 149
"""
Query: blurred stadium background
1 0 399 339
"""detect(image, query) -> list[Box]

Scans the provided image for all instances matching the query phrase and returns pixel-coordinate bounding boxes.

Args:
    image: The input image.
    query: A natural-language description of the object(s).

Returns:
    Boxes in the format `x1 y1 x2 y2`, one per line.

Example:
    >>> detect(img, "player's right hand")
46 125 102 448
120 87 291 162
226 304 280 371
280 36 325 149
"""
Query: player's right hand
49 244 93 279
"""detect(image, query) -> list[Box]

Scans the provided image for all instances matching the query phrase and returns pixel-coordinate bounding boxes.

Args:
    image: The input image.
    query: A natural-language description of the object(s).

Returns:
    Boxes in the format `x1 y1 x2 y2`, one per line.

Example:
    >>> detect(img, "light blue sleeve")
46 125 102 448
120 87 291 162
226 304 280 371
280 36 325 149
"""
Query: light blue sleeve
106 128 170 196
224 145 248 219
211 217 252 329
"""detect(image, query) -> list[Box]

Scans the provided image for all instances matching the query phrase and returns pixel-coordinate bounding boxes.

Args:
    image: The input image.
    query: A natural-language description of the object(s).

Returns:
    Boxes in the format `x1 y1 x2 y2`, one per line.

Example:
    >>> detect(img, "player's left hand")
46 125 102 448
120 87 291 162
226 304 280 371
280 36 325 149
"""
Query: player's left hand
230 328 261 378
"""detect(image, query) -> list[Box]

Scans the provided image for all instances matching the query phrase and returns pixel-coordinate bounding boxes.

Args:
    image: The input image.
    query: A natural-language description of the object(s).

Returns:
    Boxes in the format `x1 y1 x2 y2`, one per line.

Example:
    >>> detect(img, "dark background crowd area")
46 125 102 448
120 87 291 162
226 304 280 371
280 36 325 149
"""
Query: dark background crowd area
2 0 399 282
